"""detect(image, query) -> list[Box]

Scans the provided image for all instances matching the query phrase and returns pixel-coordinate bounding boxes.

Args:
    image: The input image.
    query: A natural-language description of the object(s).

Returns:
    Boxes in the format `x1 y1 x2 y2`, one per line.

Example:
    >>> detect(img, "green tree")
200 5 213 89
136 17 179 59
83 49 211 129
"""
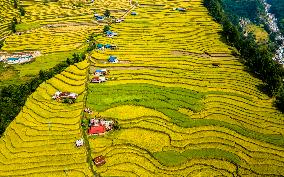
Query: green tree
19 6 25 16
276 86 284 112
104 9 110 17
11 20 16 33
0 40 4 49
103 25 110 33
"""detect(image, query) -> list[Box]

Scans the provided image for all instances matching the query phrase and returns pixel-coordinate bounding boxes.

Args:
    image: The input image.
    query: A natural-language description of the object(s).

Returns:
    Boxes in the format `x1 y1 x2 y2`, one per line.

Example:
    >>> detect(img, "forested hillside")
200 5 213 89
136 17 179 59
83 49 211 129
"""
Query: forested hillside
267 0 284 34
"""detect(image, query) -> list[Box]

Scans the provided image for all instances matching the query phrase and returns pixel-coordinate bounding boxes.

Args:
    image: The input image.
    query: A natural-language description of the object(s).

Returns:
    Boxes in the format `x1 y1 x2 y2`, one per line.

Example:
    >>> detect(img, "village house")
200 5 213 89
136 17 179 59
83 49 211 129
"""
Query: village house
75 139 84 147
52 91 78 103
106 31 118 38
88 118 114 135
93 156 106 166
131 11 137 15
108 56 118 63
90 76 106 83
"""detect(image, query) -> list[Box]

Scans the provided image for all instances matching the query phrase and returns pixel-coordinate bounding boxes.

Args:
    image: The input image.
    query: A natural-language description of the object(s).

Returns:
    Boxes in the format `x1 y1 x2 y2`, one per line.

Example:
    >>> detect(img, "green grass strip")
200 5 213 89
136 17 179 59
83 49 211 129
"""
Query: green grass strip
153 148 241 166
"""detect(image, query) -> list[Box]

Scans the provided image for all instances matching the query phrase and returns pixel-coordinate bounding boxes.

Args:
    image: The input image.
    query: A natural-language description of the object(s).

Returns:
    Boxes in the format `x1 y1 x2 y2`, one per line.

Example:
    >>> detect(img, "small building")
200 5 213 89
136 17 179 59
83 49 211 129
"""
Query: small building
115 18 124 23
131 12 137 15
96 16 104 21
97 44 104 50
91 76 106 83
88 125 106 135
84 108 93 114
93 156 106 166
95 69 107 76
174 7 186 12
52 91 78 100
106 31 118 38
105 44 116 50
75 139 84 147
5 55 34 64
108 56 118 63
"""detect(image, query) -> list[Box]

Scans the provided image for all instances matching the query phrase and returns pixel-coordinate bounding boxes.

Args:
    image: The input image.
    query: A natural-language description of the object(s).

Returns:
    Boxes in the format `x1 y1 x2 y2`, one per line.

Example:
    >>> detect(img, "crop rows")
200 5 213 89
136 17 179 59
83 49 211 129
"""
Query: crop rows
0 0 18 39
0 60 92 176
87 0 284 176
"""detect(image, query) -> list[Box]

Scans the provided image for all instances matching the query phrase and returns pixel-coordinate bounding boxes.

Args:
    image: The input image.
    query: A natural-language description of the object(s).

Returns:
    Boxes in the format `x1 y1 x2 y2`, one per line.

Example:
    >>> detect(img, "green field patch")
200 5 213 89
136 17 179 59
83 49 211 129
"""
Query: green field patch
87 83 204 112
16 22 42 32
154 148 241 166
15 48 85 77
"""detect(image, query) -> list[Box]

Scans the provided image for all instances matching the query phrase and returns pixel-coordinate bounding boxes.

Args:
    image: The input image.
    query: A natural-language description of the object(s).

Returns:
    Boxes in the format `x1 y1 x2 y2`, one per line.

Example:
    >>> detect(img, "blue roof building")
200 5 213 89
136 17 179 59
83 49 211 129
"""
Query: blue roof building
105 44 112 49
108 56 118 63
97 44 104 49
131 12 137 15
96 16 104 21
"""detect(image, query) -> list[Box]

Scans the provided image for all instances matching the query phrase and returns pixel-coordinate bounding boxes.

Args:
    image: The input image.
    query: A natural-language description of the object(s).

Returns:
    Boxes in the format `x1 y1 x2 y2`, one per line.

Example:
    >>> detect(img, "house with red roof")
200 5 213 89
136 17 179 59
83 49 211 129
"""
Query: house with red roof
88 125 106 135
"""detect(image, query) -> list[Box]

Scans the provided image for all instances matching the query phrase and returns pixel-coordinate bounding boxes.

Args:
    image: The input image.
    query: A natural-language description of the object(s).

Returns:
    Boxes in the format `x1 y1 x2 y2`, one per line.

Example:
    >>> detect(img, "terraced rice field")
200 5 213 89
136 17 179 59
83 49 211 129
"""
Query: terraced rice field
0 0 284 176
86 0 284 176
0 0 18 39
0 0 130 84
0 60 93 176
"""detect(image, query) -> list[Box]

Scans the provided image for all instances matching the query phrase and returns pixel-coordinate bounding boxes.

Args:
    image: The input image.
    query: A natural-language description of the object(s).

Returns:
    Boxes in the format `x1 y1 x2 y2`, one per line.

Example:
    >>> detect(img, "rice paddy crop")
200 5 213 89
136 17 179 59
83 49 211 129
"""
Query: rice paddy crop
0 0 284 176
0 60 93 176
86 0 284 176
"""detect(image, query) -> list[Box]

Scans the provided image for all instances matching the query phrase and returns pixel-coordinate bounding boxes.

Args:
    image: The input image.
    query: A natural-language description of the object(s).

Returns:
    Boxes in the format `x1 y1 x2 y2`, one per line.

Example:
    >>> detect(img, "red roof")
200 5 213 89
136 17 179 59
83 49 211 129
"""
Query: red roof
88 125 106 135
93 155 106 166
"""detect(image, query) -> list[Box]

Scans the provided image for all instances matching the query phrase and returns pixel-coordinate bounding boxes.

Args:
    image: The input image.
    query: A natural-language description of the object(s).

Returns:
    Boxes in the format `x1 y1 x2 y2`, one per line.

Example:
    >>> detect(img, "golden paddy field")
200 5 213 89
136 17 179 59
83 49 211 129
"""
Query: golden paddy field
0 0 283 176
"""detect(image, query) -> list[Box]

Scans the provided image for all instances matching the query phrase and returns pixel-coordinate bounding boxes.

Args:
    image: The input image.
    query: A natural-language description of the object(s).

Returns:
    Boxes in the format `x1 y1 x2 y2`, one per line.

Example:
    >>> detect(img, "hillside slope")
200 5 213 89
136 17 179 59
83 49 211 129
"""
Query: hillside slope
0 60 92 176
86 0 284 176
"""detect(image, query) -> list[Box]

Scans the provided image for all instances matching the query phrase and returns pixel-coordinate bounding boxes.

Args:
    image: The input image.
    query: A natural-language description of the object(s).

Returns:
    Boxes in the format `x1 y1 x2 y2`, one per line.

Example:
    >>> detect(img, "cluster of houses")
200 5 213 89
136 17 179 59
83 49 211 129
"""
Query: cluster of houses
88 118 114 135
91 68 108 83
97 43 117 50
0 51 40 65
52 91 78 103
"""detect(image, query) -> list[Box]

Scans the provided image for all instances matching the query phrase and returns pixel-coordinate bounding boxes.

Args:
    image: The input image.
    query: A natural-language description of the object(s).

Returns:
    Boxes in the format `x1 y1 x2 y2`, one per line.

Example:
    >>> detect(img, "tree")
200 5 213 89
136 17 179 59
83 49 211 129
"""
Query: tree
19 6 25 16
103 25 110 33
12 17 18 24
11 20 16 33
13 0 18 8
0 40 4 49
104 9 110 17
275 86 284 112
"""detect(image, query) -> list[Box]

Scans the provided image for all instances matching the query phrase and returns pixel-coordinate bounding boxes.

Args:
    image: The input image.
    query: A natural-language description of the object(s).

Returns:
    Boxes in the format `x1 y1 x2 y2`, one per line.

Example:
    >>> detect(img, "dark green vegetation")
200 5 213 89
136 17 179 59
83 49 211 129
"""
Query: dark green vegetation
0 40 4 49
204 0 284 112
222 0 264 24
154 149 241 166
0 53 86 135
104 9 111 18
10 17 18 33
87 84 284 146
267 0 284 34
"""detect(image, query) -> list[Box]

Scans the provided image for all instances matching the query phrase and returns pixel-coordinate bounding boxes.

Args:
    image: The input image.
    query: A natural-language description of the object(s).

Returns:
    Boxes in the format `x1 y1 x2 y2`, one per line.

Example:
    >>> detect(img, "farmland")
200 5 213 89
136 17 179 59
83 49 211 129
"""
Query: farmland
0 60 93 176
0 0 283 176
86 0 284 176
0 0 129 86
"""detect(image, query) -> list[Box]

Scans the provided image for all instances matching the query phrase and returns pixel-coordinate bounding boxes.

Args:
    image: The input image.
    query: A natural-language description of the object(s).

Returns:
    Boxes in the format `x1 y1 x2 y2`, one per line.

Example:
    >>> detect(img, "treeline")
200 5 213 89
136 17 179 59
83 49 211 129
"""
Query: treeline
267 0 284 34
0 53 86 135
203 0 284 111
10 0 26 33
221 0 264 25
